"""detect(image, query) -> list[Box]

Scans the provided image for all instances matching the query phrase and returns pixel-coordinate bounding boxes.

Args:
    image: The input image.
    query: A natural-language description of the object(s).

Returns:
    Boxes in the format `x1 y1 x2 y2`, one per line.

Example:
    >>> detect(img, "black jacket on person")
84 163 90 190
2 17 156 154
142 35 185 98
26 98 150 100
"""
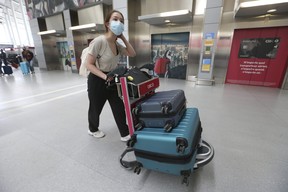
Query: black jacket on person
0 49 8 65
22 50 34 61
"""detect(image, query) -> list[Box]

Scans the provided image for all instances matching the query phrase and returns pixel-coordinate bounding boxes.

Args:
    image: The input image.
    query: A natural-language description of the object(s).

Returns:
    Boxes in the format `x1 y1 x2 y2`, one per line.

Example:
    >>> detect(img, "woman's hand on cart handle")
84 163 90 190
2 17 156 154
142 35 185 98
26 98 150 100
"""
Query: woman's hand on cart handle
106 74 114 82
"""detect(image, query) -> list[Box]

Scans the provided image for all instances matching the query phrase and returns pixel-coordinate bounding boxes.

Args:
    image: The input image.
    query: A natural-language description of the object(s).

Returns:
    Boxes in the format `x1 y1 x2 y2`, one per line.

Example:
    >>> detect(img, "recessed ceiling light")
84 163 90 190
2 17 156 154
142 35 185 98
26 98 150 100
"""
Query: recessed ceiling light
159 10 190 17
69 23 96 30
267 9 277 13
37 30 56 35
241 0 288 8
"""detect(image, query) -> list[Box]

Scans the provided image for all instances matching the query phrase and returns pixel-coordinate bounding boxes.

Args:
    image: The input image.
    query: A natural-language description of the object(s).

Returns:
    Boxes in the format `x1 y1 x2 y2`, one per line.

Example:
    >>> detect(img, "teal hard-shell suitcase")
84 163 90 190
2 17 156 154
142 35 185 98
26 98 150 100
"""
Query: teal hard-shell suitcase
120 108 214 185
120 104 214 185
20 61 29 75
131 108 201 176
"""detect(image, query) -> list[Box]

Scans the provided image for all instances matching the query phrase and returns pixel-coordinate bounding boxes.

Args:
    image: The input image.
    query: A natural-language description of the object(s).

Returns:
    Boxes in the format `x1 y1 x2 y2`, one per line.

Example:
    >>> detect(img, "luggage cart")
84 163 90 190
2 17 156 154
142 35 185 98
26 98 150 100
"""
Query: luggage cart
117 75 214 186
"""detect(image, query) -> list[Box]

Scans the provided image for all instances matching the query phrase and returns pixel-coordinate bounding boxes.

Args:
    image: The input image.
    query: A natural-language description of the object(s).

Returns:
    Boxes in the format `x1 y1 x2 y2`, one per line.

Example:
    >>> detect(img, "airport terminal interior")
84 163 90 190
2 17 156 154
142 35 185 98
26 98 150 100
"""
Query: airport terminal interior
1 0 288 192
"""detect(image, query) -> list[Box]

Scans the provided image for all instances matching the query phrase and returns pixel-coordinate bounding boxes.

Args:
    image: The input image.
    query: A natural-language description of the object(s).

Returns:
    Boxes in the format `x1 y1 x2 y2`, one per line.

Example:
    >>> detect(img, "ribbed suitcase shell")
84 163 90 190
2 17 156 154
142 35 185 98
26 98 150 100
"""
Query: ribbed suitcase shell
132 108 201 176
134 89 186 130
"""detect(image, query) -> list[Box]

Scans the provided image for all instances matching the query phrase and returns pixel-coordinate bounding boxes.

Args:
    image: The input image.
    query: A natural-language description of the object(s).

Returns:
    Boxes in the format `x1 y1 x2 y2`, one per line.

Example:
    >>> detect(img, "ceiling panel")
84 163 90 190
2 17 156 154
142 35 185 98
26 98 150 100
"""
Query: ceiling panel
138 10 193 25
235 1 288 18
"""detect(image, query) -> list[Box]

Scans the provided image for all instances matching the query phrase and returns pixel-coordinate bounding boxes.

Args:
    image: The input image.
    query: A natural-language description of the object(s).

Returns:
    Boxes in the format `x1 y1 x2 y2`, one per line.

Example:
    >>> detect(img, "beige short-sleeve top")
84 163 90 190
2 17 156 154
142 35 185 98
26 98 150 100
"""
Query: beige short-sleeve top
87 35 125 72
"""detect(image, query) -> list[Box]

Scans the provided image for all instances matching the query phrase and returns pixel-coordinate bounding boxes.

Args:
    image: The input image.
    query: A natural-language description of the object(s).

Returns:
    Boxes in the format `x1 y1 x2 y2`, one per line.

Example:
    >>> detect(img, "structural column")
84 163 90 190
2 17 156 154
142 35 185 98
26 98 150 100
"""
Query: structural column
29 18 46 69
197 0 223 85
63 9 78 73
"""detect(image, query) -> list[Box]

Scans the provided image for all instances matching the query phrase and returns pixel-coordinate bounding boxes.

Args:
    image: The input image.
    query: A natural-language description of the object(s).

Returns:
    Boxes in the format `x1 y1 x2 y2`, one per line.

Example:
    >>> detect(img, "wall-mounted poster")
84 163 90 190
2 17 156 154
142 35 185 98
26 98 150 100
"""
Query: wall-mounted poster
56 41 71 71
204 46 212 55
238 38 280 59
203 32 215 55
225 27 288 88
151 32 189 79
201 58 211 72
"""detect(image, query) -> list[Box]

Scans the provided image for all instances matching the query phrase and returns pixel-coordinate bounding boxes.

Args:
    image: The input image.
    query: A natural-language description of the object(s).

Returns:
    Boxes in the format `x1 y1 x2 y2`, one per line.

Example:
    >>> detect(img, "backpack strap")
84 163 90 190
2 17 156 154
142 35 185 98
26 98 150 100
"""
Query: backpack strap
96 36 107 60
96 36 107 70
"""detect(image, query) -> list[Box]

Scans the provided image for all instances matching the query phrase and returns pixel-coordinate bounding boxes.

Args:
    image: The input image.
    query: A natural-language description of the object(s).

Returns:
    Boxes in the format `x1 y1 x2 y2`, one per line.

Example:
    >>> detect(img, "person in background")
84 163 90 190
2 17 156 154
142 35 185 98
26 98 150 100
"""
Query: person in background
85 10 136 141
22 47 35 74
0 49 8 66
0 49 7 76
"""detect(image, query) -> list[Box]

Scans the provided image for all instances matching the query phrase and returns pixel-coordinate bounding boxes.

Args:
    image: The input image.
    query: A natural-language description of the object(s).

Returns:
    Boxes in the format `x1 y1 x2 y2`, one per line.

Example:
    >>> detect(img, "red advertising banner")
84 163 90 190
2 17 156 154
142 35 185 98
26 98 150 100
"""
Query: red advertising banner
225 27 288 88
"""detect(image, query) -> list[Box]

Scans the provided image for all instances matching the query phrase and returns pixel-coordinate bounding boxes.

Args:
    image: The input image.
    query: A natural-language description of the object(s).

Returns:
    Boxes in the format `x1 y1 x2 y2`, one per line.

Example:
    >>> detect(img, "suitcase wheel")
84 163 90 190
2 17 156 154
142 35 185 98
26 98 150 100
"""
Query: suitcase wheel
164 120 174 132
127 134 137 147
161 105 169 114
177 145 186 153
135 121 144 131
161 103 172 114
164 123 173 132
176 138 188 153
134 163 142 175
127 139 133 147
181 176 189 186
132 106 141 116
181 170 191 186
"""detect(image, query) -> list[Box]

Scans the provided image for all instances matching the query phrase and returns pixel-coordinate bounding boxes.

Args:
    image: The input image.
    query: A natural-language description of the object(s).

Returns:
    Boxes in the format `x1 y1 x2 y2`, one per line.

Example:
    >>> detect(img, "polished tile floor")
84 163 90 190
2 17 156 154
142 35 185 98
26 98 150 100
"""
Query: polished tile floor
1 67 288 192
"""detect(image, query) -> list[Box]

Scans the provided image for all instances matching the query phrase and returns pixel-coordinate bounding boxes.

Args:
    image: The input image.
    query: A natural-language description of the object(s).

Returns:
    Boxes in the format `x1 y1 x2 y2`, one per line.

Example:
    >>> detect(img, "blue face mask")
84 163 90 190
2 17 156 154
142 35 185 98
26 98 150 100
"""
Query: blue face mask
109 20 124 36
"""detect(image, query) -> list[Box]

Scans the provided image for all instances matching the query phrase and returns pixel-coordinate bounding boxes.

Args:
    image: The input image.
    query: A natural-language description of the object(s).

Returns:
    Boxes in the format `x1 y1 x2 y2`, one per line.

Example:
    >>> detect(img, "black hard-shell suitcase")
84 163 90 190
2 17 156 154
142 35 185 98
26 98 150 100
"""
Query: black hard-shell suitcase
120 108 214 185
133 89 186 132
3 65 13 75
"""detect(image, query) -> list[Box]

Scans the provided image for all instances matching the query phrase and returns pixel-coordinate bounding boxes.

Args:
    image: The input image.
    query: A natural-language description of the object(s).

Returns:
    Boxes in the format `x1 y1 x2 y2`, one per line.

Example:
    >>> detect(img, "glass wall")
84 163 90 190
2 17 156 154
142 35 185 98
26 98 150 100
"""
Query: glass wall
0 0 33 47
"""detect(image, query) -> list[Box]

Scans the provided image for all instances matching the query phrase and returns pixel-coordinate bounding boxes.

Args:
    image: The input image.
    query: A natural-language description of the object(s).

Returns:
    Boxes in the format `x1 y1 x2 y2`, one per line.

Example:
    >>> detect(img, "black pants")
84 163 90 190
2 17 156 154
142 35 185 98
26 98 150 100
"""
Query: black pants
0 60 3 74
87 73 129 137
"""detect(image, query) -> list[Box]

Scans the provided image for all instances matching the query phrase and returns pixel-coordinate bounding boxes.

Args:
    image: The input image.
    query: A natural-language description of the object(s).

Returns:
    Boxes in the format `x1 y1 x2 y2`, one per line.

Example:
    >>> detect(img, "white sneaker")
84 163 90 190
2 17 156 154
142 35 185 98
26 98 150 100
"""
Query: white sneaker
88 130 105 138
120 135 131 142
